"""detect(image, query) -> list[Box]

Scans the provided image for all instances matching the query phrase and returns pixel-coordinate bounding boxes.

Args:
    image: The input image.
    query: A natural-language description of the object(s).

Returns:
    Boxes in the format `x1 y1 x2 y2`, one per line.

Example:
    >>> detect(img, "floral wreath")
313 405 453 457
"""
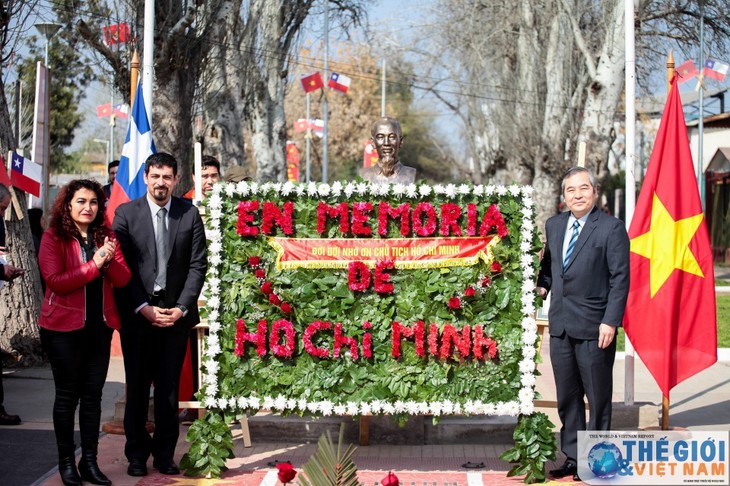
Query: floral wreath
199 180 540 418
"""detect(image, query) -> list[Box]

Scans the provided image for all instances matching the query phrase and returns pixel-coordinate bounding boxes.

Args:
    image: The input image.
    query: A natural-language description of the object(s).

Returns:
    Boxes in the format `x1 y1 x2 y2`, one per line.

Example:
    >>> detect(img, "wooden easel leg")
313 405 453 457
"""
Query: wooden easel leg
359 416 370 446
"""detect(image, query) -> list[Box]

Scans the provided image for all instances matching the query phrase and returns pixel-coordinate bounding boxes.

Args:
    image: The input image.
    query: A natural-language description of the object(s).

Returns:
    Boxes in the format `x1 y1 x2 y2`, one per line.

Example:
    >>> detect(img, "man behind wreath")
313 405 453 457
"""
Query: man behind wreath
359 117 417 184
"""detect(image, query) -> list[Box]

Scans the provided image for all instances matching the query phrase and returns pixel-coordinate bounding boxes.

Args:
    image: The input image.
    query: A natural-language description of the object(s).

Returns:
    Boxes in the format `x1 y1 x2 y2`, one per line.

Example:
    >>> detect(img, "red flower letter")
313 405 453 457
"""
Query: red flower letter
348 261 371 292
236 200 259 236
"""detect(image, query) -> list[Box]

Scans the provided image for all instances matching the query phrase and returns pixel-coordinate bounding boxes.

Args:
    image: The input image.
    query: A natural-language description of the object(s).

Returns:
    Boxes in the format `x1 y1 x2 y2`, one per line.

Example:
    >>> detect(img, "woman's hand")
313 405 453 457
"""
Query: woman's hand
93 237 117 269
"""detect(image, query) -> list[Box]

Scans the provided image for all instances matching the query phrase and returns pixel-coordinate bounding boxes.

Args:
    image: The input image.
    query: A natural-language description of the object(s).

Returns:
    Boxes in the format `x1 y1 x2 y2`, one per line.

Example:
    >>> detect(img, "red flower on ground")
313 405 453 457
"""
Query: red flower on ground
276 462 297 483
448 297 461 309
381 471 399 486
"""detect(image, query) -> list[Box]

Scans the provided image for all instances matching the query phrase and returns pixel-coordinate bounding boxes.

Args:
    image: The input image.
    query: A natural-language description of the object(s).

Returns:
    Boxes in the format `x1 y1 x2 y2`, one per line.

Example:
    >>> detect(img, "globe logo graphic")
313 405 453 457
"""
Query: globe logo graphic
587 441 623 479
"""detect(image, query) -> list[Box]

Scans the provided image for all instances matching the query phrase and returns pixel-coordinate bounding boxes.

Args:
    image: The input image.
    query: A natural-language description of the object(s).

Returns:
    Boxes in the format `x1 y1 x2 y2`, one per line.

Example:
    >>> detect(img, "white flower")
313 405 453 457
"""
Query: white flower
429 402 442 415
519 358 535 373
281 181 295 196
297 399 308 411
217 398 229 409
207 193 223 210
433 184 446 195
392 183 406 197
394 401 407 413
405 183 417 198
248 396 261 409
509 184 520 196
210 254 222 266
485 185 496 196
521 373 537 387
523 196 534 208
419 185 432 197
520 401 535 415
206 342 221 356
204 397 217 408
522 346 536 359
286 399 297 410
318 183 331 197
207 296 220 309
320 400 334 416
458 184 471 195
296 184 306 196
522 330 538 346
207 228 222 244
519 388 534 404
344 183 356 198
237 397 249 409
273 395 287 411
375 183 390 197
441 400 454 415
236 181 249 196
360 402 372 416
346 402 360 415
224 184 235 197
405 401 419 414
445 184 457 198
370 400 383 414
496 185 507 196
334 404 347 415
271 182 282 193
307 182 318 196
382 403 395 414
209 209 222 221
523 185 534 194
331 181 343 196
473 185 484 196
356 182 368 195
209 241 222 257
506 401 520 416
260 182 272 194
522 280 536 294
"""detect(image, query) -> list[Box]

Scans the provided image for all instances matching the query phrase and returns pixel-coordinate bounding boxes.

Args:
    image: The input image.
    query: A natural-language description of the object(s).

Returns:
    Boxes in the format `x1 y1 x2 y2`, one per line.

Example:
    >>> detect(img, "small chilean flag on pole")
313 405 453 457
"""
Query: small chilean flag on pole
9 152 42 197
106 81 156 225
328 72 351 94
300 72 324 93
702 58 729 81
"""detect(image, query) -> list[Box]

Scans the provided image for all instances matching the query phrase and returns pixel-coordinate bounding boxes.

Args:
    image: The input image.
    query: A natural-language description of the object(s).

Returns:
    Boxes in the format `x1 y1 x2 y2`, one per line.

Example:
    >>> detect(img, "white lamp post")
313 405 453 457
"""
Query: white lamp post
34 23 62 66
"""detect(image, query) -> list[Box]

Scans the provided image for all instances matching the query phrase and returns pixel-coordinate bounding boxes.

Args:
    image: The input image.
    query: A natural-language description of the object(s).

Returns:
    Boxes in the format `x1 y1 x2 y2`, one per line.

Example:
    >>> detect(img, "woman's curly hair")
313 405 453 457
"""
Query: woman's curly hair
49 179 110 246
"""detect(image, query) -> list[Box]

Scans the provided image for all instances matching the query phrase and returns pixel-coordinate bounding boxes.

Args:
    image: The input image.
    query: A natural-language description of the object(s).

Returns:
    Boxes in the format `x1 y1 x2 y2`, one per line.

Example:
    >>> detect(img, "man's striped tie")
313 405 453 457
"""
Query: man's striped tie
563 220 580 271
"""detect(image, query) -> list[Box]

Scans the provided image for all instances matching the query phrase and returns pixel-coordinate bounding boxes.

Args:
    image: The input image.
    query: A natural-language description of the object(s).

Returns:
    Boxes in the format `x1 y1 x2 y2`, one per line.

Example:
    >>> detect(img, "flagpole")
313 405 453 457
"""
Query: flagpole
322 0 329 183
697 1 706 209
624 0 637 407
130 50 140 106
109 78 115 163
306 93 311 182
142 0 155 123
381 59 386 117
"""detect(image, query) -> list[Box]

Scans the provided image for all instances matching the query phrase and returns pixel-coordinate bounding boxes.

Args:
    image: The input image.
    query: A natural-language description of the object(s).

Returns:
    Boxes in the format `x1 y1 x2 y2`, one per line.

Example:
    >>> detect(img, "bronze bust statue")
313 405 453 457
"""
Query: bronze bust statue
359 117 417 184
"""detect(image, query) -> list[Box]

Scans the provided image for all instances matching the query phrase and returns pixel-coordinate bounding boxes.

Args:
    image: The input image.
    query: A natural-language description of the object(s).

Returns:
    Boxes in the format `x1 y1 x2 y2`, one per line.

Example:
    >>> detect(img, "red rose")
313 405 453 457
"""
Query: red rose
255 268 266 279
491 261 502 273
276 462 297 483
281 302 292 313
248 256 261 267
381 471 399 486
261 281 273 294
464 287 476 297
448 297 461 309
269 293 281 305
480 276 492 287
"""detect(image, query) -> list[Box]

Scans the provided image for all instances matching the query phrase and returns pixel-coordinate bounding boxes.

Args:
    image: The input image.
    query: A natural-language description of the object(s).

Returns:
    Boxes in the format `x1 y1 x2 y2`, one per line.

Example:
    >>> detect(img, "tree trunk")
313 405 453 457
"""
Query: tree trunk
201 0 247 173
0 80 42 364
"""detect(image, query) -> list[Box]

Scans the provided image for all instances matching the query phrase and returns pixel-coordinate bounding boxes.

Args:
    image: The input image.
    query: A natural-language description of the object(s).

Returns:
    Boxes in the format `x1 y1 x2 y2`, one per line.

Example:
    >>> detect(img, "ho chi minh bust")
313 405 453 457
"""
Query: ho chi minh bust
359 117 417 184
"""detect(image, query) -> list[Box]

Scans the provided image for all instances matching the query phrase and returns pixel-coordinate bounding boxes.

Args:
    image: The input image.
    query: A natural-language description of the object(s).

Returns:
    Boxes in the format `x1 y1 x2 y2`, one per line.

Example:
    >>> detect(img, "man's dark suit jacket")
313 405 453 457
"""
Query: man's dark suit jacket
537 206 630 338
112 196 207 328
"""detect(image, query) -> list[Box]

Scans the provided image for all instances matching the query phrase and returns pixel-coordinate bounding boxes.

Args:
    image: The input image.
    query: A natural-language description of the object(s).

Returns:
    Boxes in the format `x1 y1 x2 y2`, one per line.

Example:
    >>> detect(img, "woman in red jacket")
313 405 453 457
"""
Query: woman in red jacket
39 179 131 486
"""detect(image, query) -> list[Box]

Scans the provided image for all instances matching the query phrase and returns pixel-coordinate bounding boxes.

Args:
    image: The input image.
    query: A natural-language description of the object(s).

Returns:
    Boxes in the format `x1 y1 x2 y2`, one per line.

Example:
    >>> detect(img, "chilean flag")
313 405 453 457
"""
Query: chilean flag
106 81 156 225
10 152 42 197
328 72 351 94
703 58 729 82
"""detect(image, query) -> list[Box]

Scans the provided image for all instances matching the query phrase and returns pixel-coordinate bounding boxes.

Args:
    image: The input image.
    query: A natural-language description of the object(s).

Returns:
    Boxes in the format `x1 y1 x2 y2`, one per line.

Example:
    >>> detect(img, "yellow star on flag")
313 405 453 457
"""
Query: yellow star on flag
630 193 704 297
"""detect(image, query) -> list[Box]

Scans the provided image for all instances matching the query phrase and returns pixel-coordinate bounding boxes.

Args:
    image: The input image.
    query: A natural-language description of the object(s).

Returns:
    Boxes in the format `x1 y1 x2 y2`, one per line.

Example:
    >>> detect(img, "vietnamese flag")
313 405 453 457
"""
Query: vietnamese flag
300 72 323 93
675 60 698 83
363 140 378 168
286 141 300 182
623 74 717 398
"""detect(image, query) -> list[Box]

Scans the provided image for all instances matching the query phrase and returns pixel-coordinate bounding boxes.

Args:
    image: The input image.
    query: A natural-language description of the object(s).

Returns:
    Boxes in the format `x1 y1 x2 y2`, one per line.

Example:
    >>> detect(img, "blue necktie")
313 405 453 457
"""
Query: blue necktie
563 220 580 271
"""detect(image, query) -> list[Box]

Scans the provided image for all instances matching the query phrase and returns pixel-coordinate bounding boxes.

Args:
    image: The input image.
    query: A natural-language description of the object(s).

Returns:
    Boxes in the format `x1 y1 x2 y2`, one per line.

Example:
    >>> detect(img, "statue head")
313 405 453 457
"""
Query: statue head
371 117 404 176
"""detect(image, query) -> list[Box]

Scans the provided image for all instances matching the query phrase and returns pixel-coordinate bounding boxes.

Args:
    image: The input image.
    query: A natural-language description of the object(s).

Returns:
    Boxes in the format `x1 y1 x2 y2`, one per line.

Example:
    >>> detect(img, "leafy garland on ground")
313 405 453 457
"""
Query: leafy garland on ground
182 180 554 479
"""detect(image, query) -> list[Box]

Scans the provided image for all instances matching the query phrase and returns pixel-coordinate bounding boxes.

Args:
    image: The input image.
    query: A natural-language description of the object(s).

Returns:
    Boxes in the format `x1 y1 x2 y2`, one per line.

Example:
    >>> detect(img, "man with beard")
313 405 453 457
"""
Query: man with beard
112 152 207 477
359 117 417 184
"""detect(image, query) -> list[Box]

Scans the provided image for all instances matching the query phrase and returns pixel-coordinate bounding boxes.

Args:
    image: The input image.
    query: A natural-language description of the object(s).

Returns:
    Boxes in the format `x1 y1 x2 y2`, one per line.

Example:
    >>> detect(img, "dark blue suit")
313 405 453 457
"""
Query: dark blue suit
113 195 207 464
537 206 629 461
